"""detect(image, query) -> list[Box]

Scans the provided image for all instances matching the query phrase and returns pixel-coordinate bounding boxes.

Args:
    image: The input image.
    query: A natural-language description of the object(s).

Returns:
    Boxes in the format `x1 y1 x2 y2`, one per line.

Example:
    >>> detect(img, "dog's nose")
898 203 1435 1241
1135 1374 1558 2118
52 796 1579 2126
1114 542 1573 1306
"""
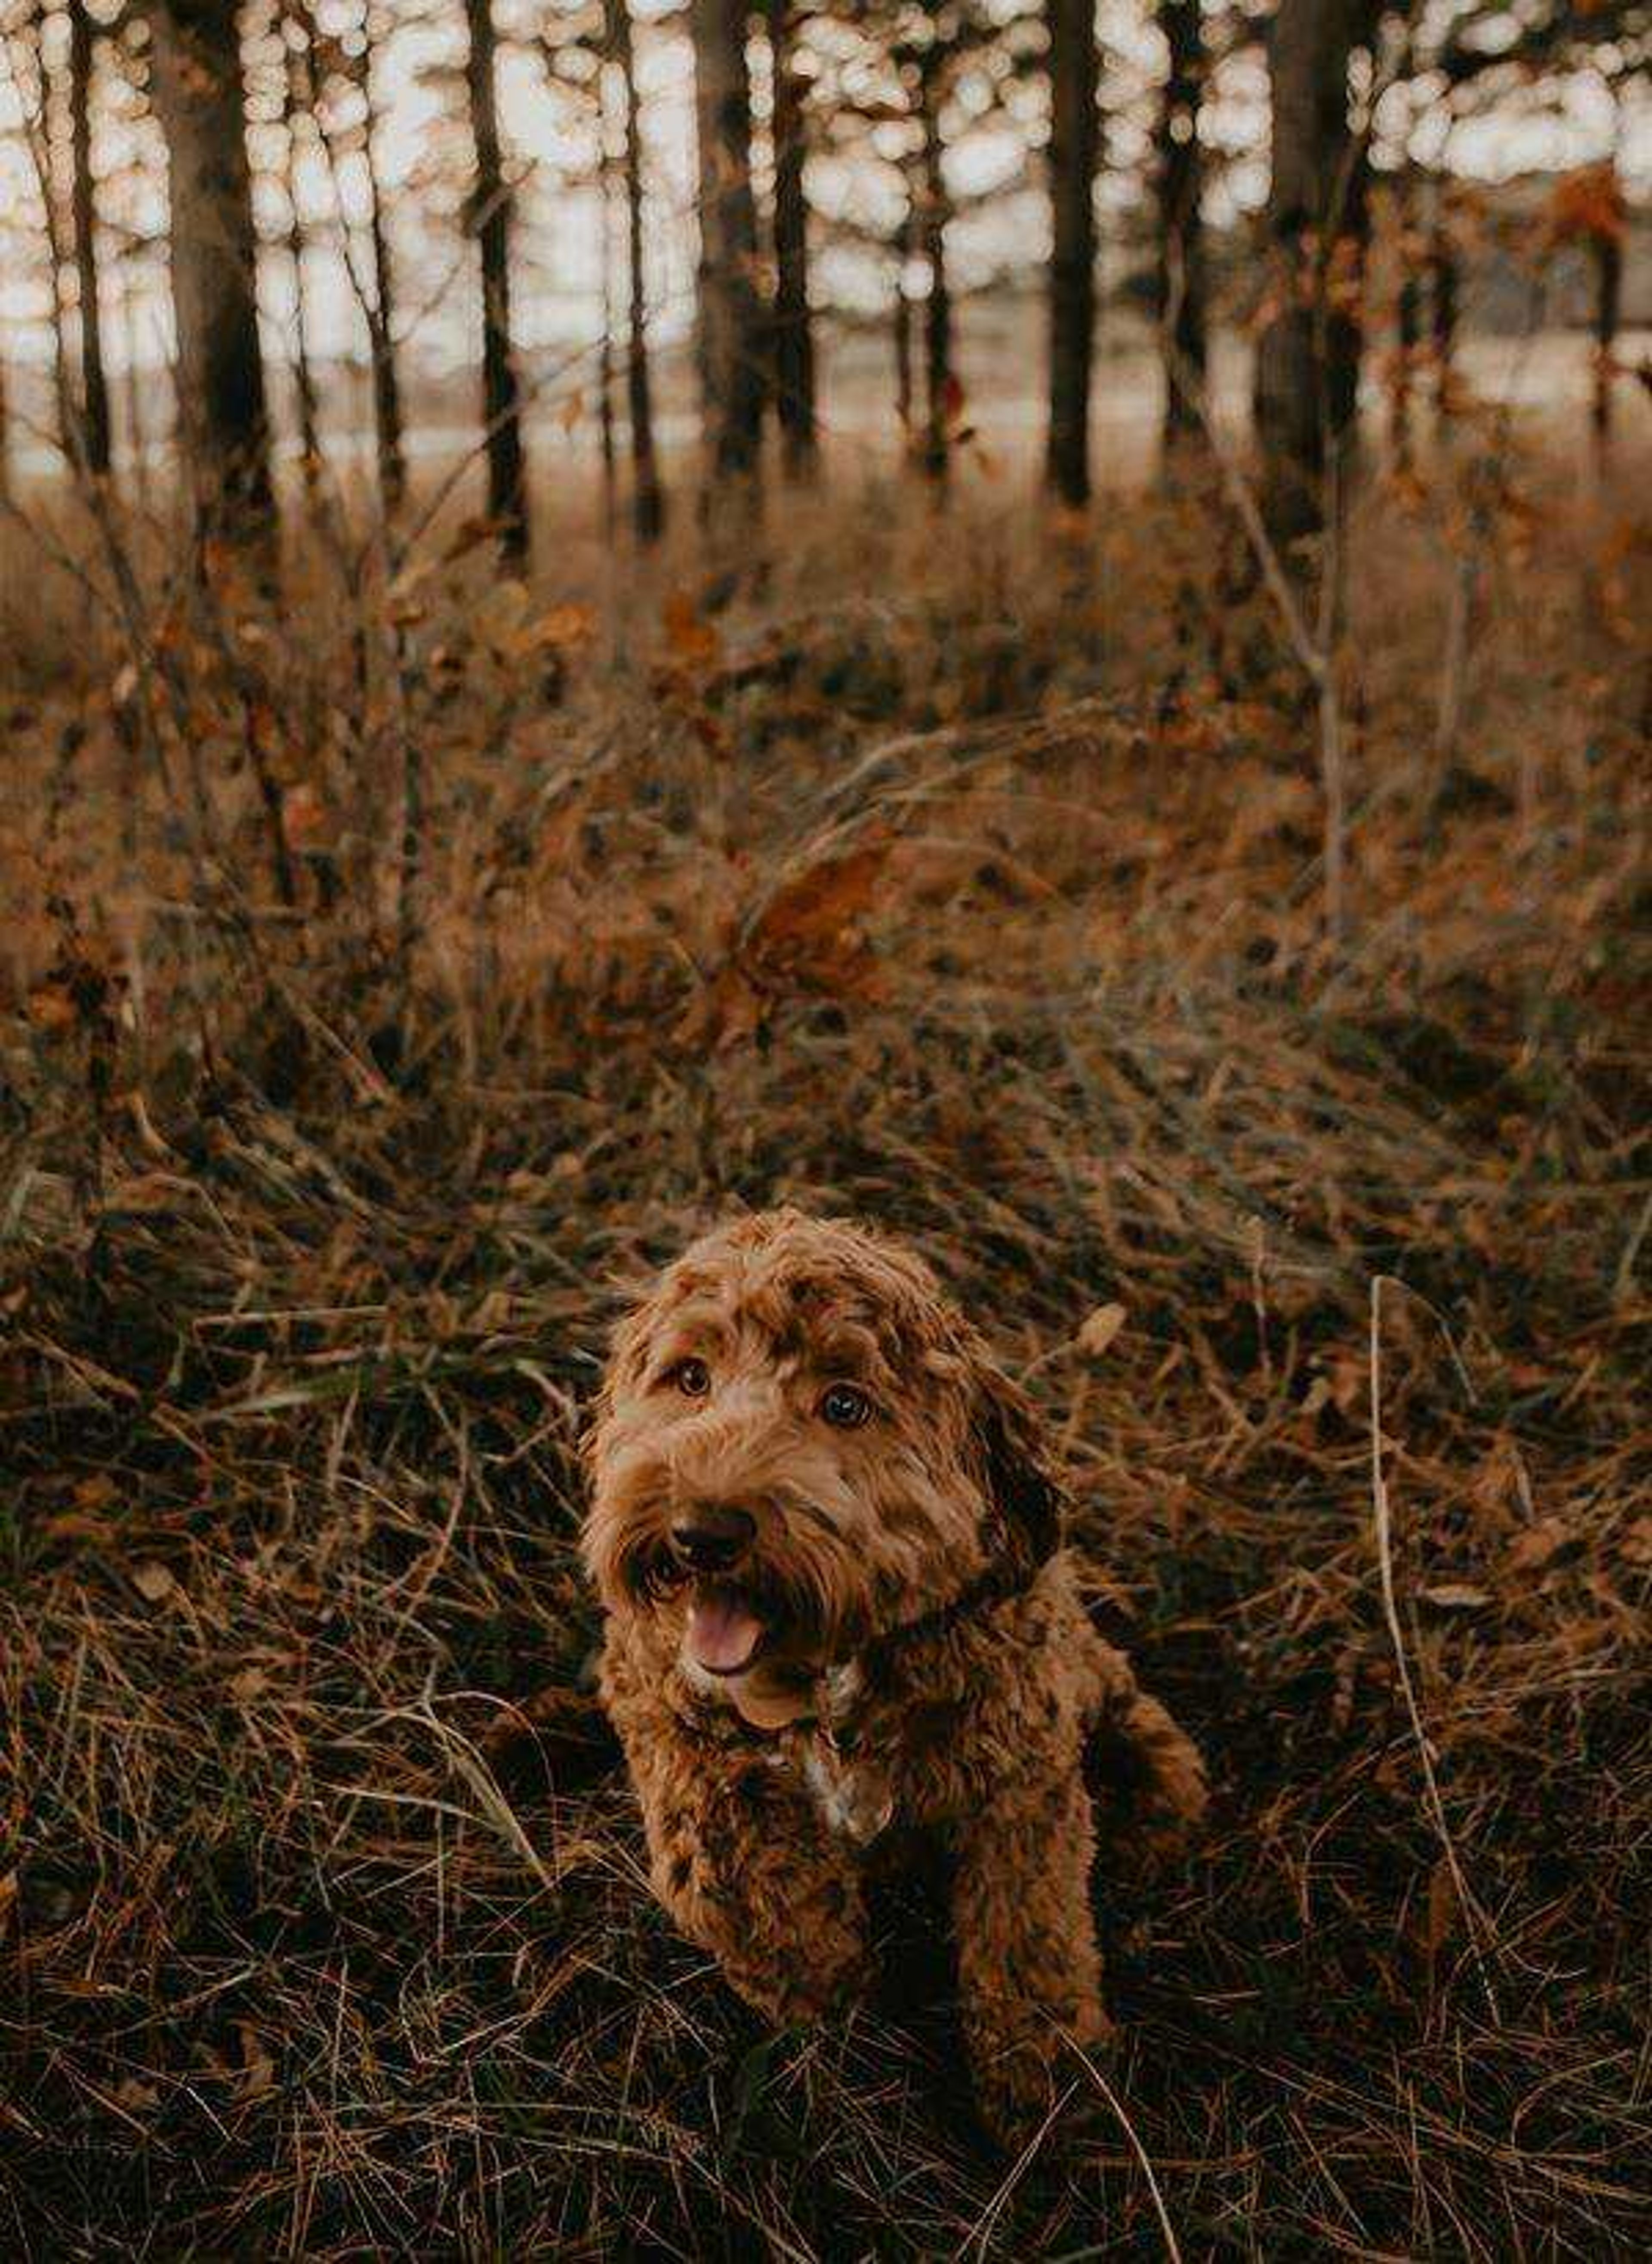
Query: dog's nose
669 1506 755 1573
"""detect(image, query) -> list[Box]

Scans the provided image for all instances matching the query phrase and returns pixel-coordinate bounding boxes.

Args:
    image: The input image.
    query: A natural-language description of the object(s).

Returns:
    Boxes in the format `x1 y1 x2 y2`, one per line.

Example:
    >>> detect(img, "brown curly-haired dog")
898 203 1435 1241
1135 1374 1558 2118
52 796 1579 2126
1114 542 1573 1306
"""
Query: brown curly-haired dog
584 1209 1205 2140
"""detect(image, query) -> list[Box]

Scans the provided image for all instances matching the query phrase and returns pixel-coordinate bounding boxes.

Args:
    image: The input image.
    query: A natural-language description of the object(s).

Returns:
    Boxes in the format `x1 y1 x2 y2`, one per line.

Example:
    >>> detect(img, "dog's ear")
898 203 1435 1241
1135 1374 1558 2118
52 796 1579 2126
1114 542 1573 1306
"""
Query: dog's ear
969 1359 1063 1572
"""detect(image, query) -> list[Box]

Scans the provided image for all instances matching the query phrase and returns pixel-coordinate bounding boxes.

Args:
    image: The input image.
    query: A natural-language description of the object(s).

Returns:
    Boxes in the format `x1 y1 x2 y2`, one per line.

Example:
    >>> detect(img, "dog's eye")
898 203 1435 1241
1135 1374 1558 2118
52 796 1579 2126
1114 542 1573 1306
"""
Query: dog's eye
818 1382 872 1430
669 1357 711 1398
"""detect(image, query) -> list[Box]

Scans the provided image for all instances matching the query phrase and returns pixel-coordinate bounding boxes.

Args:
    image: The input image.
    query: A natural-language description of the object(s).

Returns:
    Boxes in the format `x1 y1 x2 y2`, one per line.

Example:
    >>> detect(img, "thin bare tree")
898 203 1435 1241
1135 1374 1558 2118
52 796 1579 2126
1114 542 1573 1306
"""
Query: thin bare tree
463 0 528 562
608 0 664 539
691 0 766 489
1045 0 1099 506
149 0 276 550
915 39 952 484
1156 0 1206 455
766 0 816 476
68 0 112 477
1253 0 1362 549
357 5 407 514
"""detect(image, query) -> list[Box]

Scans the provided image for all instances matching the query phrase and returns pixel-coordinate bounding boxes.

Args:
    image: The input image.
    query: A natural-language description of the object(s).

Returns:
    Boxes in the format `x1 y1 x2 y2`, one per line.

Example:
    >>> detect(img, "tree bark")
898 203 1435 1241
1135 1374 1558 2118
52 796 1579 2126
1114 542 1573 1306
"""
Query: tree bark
1591 212 1622 445
1392 173 1419 466
1253 0 1362 550
359 17 407 515
691 0 766 491
149 0 276 552
1045 0 1099 503
766 0 816 476
68 1 113 477
893 210 914 441
283 33 322 490
464 0 529 564
1428 182 1457 421
598 165 619 536
1156 0 1206 453
917 53 951 485
610 0 664 540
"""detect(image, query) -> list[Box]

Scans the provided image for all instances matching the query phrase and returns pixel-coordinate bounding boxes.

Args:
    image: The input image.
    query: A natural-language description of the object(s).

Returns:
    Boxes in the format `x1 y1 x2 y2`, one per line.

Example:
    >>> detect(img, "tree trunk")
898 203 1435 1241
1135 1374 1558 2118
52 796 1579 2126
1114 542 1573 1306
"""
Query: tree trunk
359 20 406 514
121 250 150 508
1253 0 1361 550
1156 0 1206 453
766 0 816 476
610 0 664 541
691 0 766 491
283 34 322 491
917 56 951 485
1392 173 1419 466
28 3 80 469
464 0 529 565
893 210 914 442
598 166 619 537
149 0 275 552
1428 183 1457 421
1045 0 1099 503
1591 219 1622 445
68 2 112 478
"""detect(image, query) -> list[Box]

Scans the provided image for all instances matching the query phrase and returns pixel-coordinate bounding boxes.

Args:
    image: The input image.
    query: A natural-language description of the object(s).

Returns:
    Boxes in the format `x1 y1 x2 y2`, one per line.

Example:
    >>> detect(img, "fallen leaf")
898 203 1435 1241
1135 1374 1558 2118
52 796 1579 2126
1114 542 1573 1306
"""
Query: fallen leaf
1503 1519 1573 1577
1076 1303 1128 1358
746 834 891 964
131 1561 176 1604
1420 1583 1492 1611
663 590 720 671
235 2024 275 2101
1619 1517 1652 1568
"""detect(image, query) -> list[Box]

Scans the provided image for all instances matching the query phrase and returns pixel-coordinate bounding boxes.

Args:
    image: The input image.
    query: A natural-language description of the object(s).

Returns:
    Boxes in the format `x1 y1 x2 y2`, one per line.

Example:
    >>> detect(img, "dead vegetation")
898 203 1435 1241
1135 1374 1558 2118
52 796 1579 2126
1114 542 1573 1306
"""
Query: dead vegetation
1 434 1649 2255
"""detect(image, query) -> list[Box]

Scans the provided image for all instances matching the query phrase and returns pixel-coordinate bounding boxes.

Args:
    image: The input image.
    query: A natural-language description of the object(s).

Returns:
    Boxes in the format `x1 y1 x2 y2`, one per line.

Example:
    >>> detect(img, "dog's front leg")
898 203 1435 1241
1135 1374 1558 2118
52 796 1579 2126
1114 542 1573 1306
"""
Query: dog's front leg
623 1714 872 2026
951 1768 1112 2141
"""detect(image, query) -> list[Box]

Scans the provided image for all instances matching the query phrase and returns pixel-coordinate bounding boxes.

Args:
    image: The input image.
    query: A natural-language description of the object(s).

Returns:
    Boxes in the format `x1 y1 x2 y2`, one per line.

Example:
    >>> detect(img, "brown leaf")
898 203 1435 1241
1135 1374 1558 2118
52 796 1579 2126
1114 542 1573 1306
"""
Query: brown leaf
235 2024 276 2101
281 781 327 853
1420 1583 1492 1611
1076 1303 1128 1358
1548 164 1626 244
746 834 891 963
663 590 721 670
1503 1518 1573 1577
131 1561 176 1605
1618 1517 1652 1568
26 981 79 1033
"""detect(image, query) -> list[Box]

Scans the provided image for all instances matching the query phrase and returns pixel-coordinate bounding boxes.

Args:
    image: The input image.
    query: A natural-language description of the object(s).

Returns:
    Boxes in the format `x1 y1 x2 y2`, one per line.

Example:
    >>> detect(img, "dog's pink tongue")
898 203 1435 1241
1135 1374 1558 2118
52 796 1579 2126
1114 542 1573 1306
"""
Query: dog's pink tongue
687 1591 763 1674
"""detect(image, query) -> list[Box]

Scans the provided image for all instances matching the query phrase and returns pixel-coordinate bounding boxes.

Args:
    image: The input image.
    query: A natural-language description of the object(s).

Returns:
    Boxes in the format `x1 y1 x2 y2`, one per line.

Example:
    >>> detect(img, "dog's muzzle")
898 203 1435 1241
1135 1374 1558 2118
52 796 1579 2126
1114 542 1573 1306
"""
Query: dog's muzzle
669 1504 755 1575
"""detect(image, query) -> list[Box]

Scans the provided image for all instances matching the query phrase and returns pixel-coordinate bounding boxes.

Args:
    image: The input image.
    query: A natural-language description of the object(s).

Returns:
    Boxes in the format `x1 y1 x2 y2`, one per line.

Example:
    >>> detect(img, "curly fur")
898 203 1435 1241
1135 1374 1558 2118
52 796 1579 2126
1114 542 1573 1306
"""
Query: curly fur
583 1208 1207 2139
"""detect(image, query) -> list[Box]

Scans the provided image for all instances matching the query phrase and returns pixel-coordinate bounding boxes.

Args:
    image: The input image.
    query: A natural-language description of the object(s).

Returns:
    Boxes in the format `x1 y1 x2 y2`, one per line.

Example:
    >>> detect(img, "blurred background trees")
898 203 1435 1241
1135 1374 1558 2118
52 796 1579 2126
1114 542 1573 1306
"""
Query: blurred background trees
0 1 1646 564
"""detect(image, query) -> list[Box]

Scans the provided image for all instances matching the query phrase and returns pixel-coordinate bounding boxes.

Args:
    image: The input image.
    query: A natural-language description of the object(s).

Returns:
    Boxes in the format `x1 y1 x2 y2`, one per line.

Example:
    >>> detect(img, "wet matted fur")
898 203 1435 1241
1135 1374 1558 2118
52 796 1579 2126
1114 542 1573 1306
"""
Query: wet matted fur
583 1208 1207 2140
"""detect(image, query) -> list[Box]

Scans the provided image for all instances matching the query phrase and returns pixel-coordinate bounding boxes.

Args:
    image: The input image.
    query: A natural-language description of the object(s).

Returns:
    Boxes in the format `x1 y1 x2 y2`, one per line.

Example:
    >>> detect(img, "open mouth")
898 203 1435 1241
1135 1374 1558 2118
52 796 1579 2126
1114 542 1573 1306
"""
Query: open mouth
684 1582 766 1677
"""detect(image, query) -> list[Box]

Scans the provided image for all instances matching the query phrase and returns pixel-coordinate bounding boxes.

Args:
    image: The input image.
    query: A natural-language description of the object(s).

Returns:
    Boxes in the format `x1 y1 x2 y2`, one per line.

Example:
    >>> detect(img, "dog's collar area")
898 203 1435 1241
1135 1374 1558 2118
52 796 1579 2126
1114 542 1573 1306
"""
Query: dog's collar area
811 1554 1045 1754
674 1553 1051 1746
861 1556 1041 1672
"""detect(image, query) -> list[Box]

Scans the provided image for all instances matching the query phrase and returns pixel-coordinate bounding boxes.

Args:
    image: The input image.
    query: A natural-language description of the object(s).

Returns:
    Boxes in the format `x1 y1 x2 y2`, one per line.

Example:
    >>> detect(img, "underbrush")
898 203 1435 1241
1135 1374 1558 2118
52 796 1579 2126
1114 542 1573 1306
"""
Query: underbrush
2 432 1648 2255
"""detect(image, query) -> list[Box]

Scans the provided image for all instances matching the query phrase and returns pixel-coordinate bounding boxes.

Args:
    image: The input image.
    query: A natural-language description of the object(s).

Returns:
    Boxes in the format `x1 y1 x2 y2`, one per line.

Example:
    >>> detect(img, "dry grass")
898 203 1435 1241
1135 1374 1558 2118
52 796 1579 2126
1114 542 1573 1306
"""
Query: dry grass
2 419 1649 2257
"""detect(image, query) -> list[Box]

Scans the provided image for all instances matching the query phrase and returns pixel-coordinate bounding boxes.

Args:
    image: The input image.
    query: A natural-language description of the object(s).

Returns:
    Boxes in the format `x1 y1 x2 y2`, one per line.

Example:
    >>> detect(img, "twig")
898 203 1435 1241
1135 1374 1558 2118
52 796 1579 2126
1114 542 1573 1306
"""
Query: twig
1066 2039 1184 2263
1368 1275 1501 2022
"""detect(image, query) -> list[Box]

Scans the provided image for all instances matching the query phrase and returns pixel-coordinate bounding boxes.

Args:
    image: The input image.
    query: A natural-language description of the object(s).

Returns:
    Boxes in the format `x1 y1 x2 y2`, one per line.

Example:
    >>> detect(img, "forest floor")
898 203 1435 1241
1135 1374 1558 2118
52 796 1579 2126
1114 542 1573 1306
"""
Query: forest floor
1 418 1649 2257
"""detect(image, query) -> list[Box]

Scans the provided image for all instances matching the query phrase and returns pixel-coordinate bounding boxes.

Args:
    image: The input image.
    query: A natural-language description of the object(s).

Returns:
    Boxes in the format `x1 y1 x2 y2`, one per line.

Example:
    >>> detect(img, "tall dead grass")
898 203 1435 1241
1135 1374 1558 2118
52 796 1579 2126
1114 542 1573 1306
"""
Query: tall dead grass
2 419 1648 2255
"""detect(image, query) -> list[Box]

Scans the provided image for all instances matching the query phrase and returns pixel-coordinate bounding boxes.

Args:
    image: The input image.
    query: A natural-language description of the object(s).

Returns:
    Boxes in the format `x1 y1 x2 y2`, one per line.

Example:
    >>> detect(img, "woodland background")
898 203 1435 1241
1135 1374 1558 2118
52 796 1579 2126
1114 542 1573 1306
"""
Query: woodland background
0 2 1649 2256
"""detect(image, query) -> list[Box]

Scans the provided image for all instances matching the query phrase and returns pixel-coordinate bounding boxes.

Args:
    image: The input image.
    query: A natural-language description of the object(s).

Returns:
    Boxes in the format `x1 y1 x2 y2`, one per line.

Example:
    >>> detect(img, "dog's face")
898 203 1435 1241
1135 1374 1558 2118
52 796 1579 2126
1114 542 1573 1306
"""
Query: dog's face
584 1210 1058 1695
